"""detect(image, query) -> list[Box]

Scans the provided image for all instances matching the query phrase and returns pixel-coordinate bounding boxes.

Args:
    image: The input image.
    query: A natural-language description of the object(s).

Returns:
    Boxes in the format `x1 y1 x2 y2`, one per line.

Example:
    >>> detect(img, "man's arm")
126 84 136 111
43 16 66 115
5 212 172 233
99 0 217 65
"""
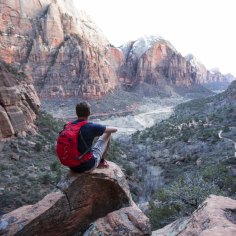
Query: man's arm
104 127 118 133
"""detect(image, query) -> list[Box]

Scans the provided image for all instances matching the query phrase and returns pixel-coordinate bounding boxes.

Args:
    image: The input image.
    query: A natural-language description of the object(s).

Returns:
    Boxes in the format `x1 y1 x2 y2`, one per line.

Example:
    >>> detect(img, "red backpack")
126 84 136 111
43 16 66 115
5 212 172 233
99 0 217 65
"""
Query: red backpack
56 121 93 167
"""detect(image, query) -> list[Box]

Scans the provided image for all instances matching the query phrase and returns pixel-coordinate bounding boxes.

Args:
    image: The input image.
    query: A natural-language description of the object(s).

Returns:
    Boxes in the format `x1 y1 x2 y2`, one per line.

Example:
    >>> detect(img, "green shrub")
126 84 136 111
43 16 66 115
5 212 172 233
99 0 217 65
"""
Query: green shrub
50 160 61 172
34 142 42 152
40 174 51 185
123 163 135 176
149 172 225 230
223 126 230 132
107 139 123 162
148 203 178 230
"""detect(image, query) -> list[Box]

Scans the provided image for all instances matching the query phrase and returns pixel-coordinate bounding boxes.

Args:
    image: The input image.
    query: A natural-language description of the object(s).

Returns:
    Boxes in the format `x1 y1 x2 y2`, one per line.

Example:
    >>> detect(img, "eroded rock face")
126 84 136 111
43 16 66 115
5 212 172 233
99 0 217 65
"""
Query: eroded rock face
0 62 40 139
119 36 196 90
0 0 117 98
185 54 235 89
152 195 236 236
0 162 151 236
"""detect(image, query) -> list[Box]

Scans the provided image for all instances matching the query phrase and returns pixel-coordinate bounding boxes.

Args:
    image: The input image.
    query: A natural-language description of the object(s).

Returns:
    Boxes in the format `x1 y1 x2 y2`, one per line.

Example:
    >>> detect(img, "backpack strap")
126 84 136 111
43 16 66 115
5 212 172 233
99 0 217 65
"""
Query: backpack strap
79 130 89 150
75 130 92 160
74 121 92 160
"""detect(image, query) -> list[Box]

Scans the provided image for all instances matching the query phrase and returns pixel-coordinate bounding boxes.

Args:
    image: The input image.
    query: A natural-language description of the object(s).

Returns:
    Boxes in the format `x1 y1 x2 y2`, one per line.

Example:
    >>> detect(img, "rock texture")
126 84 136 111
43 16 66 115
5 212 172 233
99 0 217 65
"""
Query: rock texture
0 62 40 139
118 36 196 91
152 195 236 236
0 0 118 98
186 54 235 90
84 205 151 236
1 1 232 99
0 162 151 236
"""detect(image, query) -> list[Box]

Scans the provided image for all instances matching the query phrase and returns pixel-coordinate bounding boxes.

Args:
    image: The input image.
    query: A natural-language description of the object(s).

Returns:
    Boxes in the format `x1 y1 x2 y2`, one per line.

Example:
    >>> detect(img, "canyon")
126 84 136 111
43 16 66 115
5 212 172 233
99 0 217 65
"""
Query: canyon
0 0 234 101
0 0 236 235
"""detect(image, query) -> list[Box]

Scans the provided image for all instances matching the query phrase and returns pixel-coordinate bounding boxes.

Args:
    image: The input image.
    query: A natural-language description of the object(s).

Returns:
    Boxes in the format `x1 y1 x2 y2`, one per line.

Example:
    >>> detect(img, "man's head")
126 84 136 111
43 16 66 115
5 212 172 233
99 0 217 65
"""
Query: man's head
76 102 91 119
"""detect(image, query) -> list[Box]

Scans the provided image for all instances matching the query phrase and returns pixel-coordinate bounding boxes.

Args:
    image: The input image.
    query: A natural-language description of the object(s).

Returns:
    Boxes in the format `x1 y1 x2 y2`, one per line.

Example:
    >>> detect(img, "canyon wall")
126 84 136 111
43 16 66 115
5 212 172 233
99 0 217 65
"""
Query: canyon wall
0 0 119 98
186 54 235 90
1 0 229 100
0 62 40 139
118 36 196 90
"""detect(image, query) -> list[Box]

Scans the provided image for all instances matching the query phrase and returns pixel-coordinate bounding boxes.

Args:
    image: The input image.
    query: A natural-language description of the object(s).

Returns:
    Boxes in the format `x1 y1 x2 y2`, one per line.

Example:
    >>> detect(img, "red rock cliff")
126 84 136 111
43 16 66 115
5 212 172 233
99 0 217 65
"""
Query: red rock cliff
0 0 117 98
118 36 196 90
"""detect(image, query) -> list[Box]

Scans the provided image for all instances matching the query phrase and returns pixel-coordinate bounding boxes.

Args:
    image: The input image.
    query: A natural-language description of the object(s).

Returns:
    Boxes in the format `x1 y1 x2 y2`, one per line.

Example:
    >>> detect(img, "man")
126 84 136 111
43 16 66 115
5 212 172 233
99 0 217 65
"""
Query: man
69 101 117 172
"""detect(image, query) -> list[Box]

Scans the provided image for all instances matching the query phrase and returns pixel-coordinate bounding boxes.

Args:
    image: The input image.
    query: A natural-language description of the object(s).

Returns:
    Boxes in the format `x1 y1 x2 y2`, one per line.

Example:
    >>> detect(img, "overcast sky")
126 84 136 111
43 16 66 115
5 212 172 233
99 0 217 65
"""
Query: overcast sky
73 0 236 76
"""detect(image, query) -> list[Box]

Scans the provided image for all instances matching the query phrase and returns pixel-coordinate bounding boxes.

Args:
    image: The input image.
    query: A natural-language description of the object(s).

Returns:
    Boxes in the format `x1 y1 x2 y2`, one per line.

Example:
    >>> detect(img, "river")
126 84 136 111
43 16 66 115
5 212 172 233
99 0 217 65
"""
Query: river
92 99 185 138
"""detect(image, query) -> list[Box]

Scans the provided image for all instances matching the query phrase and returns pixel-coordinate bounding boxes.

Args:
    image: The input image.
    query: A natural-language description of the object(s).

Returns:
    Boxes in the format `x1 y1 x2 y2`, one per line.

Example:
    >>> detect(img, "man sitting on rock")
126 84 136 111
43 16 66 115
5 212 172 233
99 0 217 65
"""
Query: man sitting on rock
69 101 117 173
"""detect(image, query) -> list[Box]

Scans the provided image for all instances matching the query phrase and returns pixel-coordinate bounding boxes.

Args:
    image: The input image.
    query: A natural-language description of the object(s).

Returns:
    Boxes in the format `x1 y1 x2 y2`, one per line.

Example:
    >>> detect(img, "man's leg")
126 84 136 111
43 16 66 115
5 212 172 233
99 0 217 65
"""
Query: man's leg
90 133 111 170
100 133 111 160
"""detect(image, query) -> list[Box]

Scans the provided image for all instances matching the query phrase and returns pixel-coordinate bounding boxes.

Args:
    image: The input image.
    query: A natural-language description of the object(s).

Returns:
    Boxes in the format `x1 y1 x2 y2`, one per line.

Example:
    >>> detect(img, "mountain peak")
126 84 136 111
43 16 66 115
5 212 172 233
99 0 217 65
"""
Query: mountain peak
121 35 177 59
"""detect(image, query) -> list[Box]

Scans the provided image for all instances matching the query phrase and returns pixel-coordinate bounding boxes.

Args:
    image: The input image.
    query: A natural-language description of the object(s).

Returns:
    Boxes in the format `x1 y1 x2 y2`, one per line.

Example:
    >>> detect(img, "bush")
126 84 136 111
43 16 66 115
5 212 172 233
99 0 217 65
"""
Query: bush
40 174 51 185
107 139 123 162
149 204 178 230
123 163 135 176
50 160 61 172
148 172 225 230
34 142 42 152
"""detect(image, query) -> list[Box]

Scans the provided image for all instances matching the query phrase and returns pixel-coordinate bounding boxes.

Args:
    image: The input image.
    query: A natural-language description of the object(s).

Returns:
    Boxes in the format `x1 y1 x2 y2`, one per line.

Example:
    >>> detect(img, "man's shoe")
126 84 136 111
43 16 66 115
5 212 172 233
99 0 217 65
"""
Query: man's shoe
98 160 109 168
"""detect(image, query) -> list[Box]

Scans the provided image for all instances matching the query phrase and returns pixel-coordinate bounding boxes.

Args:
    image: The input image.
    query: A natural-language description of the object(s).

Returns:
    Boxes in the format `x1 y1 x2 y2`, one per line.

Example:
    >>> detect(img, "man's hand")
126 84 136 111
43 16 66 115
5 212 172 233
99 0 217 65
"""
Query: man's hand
105 127 118 133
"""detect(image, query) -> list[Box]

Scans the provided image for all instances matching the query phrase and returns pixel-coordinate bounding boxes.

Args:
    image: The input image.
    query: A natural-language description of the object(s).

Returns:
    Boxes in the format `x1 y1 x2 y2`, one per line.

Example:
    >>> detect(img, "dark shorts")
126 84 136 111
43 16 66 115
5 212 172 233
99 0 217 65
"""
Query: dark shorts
70 137 107 173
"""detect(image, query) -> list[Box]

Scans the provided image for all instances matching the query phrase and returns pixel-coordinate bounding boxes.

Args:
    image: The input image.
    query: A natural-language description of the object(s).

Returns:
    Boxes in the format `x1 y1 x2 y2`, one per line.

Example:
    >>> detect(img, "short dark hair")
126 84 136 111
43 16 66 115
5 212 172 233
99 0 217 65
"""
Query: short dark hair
76 102 91 117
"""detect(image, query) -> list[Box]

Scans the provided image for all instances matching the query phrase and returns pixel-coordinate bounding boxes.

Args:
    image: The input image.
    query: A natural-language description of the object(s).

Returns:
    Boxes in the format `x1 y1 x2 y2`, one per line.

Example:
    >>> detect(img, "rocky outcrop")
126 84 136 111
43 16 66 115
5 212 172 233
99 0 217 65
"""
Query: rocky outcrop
118 36 196 91
0 62 40 139
205 69 235 91
0 0 117 98
0 162 151 236
185 55 235 90
84 204 151 236
185 54 208 84
152 195 236 236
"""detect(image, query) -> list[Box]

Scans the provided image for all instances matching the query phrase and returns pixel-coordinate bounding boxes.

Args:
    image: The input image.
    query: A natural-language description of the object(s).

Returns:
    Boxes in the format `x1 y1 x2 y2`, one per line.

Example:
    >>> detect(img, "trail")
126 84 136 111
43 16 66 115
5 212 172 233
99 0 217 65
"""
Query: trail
218 130 236 158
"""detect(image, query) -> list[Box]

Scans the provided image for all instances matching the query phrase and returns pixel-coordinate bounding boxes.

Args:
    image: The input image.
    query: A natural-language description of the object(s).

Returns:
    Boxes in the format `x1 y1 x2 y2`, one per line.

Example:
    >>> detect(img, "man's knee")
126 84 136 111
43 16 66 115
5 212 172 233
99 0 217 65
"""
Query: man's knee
99 132 111 142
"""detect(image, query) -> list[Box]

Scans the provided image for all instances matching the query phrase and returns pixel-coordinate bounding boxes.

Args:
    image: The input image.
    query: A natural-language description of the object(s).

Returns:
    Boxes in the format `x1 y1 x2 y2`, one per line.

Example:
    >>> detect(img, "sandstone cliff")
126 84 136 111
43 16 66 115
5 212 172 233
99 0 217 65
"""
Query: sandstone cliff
1 0 231 100
118 36 196 92
185 54 235 90
0 62 40 139
152 195 236 236
0 0 118 98
0 162 151 236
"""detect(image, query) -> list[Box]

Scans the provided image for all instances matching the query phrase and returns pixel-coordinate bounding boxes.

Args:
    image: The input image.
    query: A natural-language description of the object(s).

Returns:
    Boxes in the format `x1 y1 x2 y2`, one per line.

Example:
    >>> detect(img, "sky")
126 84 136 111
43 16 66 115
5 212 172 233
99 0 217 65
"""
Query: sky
73 0 236 76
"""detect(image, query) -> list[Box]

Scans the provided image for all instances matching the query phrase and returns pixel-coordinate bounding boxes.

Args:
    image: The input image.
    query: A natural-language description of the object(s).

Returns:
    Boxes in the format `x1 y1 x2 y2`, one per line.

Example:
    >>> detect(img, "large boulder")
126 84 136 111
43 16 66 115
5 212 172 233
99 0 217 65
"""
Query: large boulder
0 162 151 236
152 195 236 236
84 205 151 236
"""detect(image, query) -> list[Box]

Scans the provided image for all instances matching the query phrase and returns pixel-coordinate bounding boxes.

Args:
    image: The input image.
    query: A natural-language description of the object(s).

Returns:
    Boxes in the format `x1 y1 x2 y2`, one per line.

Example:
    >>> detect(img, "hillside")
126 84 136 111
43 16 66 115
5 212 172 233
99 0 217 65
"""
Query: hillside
117 80 236 229
0 111 68 215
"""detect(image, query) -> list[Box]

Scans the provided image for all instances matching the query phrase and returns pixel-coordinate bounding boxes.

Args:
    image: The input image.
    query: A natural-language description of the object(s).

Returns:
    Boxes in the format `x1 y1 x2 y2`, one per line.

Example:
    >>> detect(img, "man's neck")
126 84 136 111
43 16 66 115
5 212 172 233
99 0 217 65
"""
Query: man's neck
77 116 88 121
